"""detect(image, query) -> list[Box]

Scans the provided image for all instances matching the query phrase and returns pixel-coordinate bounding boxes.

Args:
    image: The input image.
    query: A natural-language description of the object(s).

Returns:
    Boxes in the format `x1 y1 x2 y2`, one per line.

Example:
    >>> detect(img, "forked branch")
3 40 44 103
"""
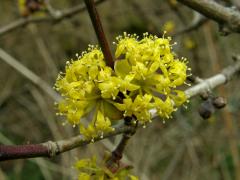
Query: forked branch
177 0 240 34
1 55 240 161
0 124 134 161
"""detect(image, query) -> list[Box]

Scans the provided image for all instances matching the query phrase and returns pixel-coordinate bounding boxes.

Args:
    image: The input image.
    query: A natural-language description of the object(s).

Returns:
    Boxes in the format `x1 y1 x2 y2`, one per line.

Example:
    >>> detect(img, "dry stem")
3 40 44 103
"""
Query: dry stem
177 0 240 34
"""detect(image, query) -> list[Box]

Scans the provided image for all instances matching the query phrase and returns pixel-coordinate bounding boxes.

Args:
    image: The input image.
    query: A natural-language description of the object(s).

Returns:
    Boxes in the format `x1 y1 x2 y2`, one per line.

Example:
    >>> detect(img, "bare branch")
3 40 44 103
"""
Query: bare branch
1 55 240 162
184 55 240 98
177 0 240 34
84 0 114 69
0 123 134 161
106 118 137 172
0 0 107 36
105 133 133 172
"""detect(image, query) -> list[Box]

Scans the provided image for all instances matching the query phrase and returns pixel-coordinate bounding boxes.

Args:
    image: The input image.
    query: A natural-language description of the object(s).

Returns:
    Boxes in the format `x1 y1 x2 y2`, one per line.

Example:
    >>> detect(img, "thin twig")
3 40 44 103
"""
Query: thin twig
105 133 133 172
0 0 107 36
0 124 134 161
106 118 137 172
84 0 114 69
184 55 240 98
177 0 240 34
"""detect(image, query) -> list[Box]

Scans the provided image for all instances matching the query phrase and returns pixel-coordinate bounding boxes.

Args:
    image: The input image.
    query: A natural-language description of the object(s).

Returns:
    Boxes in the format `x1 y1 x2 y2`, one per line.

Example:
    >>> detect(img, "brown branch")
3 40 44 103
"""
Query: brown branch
0 144 50 160
0 124 135 161
1 55 240 162
0 0 107 36
105 133 133 173
84 0 114 69
177 0 240 34
105 118 137 173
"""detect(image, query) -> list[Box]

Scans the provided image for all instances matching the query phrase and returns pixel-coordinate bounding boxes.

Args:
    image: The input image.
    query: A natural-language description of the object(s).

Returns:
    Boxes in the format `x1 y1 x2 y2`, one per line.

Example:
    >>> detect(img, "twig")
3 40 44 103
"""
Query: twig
0 48 61 101
184 55 240 98
0 124 134 161
1 56 240 162
105 133 133 173
0 0 107 36
177 0 240 34
84 0 114 69
44 0 61 18
187 75 204 84
105 118 137 172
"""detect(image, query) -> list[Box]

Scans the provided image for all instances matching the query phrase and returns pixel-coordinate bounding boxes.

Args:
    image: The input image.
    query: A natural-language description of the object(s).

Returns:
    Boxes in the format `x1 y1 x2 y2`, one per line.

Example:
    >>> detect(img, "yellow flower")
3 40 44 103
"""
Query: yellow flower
98 77 121 100
95 111 114 133
169 60 187 86
154 97 175 119
114 94 153 124
80 111 114 140
153 74 171 94
98 67 113 82
170 90 187 107
74 156 138 179
78 173 91 180
131 62 149 80
55 32 190 138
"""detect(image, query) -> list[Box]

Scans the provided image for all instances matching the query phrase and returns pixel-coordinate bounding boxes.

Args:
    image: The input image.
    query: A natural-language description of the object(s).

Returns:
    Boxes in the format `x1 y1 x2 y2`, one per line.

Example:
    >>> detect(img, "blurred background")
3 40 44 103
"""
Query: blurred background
0 0 240 179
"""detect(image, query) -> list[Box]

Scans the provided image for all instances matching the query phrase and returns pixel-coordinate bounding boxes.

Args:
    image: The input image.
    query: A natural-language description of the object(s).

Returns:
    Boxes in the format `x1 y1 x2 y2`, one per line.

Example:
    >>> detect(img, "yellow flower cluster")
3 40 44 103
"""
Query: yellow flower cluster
55 32 190 140
55 47 116 140
74 156 138 180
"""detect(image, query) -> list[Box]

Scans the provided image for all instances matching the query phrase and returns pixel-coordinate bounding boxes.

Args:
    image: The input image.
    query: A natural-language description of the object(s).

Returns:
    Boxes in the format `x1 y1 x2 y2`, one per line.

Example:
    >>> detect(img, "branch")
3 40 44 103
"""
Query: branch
184 55 240 98
1 56 240 162
84 0 114 69
0 123 135 161
0 0 107 36
105 118 137 173
177 0 240 34
0 48 129 162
